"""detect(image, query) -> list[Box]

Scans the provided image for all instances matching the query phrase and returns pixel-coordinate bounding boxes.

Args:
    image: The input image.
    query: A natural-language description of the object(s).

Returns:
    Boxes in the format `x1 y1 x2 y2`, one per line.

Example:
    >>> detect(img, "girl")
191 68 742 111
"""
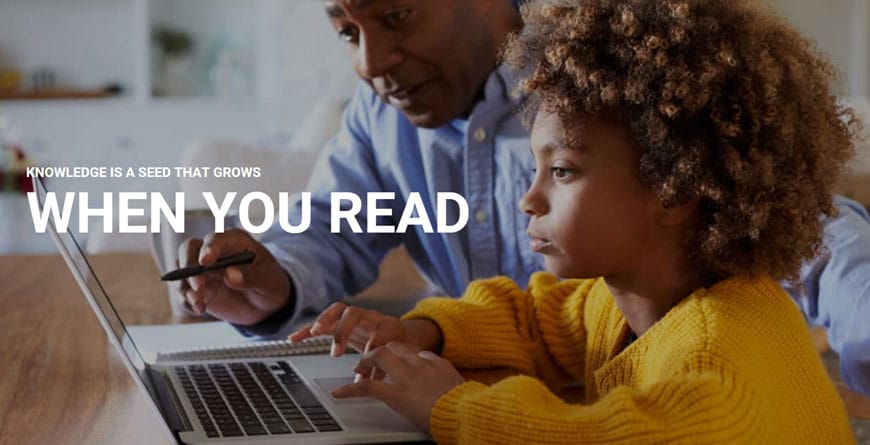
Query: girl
291 0 857 442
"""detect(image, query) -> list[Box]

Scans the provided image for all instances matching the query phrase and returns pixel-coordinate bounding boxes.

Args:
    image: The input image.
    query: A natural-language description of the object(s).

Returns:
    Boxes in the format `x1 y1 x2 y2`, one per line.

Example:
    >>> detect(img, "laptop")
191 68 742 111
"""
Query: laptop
34 177 428 444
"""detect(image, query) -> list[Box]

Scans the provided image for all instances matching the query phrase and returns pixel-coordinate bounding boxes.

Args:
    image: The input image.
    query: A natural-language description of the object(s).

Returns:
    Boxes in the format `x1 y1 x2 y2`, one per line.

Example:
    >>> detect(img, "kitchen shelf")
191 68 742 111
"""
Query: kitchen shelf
0 0 279 106
0 89 118 101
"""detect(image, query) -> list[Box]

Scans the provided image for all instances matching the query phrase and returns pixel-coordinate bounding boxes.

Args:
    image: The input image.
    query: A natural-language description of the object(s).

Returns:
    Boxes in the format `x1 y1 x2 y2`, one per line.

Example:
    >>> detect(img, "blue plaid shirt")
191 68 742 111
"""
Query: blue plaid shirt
260 65 538 320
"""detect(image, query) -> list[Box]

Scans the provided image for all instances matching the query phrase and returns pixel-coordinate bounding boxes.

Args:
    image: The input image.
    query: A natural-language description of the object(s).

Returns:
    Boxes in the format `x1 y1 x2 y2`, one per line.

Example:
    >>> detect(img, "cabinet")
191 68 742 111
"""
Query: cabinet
0 0 352 153
0 0 269 105
0 0 354 254
0 0 352 106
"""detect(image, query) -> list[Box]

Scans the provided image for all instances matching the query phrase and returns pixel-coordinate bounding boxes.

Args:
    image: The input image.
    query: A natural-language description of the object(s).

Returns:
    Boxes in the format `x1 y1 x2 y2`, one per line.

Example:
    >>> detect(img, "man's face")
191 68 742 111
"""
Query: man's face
324 0 503 128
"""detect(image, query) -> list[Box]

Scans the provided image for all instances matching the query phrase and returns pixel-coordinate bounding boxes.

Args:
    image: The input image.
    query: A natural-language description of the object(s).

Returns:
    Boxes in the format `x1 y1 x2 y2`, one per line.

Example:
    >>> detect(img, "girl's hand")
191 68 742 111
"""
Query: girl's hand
331 341 464 433
289 302 442 358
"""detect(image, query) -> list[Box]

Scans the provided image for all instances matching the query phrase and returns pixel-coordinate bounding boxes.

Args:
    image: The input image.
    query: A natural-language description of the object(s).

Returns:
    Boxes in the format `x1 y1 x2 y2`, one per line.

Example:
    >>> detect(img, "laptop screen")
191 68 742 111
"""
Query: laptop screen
32 177 163 406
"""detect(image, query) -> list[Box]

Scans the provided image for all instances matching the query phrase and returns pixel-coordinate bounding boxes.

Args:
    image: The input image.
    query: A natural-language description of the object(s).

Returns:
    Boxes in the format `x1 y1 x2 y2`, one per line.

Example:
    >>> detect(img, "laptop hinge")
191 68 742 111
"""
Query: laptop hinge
148 367 193 433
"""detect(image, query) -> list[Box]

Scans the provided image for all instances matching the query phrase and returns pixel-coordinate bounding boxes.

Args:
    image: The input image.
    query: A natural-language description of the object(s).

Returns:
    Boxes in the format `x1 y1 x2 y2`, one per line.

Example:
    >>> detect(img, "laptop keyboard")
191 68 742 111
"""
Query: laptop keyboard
174 361 343 438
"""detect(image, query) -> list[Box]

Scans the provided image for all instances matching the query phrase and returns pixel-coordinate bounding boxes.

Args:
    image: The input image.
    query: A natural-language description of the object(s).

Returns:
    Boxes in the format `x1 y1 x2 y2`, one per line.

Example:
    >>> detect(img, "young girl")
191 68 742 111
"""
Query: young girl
291 0 856 442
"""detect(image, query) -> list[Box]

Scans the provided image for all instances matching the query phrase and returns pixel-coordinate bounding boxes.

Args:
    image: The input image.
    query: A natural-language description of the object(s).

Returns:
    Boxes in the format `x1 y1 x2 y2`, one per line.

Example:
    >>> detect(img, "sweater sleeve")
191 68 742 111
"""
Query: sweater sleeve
402 272 586 381
429 371 761 445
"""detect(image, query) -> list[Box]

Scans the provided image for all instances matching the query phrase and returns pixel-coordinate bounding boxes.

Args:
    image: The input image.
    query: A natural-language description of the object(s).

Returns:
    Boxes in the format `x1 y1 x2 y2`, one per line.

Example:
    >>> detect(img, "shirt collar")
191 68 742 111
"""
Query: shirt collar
473 63 527 114
447 63 527 130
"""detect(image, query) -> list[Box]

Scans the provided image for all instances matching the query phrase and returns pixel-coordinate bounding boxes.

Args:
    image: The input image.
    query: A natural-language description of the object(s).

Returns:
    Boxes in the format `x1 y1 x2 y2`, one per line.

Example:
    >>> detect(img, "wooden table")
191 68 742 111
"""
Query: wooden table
1 253 868 445
0 253 174 445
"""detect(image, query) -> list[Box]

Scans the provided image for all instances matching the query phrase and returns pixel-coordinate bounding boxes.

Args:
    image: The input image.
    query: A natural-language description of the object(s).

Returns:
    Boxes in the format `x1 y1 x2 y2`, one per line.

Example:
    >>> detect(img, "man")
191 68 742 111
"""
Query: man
179 0 870 396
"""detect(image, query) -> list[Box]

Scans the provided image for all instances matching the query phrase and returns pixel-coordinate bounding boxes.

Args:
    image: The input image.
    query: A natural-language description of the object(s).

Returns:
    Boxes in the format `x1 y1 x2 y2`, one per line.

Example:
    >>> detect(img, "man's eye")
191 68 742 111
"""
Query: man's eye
384 9 412 26
550 167 575 180
337 26 359 43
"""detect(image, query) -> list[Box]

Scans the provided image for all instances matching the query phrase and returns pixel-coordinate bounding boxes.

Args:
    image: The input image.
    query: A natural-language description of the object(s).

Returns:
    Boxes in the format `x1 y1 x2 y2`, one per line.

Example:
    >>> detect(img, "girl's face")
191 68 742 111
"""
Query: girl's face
520 109 663 279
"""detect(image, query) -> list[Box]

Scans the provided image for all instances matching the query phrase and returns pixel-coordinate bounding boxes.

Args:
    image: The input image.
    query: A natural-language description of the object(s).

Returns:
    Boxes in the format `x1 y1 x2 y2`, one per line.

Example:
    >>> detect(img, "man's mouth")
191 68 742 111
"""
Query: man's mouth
385 79 432 107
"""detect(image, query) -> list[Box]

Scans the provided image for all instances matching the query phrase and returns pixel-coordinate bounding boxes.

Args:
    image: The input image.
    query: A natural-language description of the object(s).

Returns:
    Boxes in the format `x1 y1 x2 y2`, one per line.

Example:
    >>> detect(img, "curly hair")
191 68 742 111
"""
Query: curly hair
504 0 858 282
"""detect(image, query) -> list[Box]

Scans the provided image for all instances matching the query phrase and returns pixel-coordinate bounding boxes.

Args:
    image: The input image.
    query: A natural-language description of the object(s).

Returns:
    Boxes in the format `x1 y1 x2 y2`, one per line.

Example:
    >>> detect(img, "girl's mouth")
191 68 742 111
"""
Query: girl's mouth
528 235 553 253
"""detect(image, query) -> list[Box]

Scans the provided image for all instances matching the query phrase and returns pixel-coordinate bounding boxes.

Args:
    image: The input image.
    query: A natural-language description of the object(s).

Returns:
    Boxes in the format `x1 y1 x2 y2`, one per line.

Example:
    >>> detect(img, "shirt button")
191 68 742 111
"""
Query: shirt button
473 127 487 142
475 209 488 223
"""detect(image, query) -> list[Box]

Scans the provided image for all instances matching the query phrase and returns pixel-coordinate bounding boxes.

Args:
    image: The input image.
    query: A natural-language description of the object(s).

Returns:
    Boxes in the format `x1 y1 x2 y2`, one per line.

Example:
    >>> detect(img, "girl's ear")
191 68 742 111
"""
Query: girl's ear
655 197 698 228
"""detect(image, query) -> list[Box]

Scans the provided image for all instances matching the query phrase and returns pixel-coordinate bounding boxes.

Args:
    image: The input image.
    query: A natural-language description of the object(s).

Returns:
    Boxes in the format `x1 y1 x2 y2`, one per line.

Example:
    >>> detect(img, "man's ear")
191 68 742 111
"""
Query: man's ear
655 197 698 228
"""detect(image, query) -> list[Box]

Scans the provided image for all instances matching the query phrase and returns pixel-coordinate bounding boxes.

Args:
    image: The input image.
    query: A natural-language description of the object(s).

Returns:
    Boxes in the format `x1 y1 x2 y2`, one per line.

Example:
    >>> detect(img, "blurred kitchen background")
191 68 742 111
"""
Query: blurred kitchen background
0 0 868 254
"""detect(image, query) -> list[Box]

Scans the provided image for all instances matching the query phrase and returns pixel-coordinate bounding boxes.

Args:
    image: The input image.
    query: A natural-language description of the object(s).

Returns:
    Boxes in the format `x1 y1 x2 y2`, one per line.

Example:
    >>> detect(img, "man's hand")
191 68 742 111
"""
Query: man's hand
289 302 442 359
332 342 464 433
177 228 291 326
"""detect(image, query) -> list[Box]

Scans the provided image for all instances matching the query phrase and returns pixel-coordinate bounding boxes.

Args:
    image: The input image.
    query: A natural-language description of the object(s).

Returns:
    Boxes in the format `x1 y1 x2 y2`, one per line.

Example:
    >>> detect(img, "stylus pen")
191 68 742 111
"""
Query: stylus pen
160 252 256 281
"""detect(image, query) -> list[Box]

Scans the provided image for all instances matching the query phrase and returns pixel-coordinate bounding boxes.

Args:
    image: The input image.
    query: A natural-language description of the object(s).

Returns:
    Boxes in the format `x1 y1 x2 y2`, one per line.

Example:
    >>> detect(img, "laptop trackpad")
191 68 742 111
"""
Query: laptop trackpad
314 377 379 404
313 377 422 434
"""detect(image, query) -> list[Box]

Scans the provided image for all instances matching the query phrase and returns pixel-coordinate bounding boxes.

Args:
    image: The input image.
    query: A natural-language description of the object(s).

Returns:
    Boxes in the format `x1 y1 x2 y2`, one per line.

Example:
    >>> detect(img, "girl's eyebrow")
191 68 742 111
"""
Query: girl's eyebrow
530 142 563 158
536 141 588 154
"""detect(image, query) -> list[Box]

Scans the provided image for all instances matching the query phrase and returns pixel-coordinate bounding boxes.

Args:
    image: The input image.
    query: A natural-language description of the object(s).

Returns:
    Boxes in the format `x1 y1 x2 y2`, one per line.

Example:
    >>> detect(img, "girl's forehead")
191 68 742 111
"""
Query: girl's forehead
530 110 568 148
531 110 593 149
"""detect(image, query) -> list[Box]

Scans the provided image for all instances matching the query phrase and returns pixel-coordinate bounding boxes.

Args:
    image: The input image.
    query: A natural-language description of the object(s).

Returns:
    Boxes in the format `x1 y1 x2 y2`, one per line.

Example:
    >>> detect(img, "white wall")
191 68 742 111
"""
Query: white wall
1 0 866 254
0 0 140 92
0 0 356 254
0 0 355 192
766 0 870 96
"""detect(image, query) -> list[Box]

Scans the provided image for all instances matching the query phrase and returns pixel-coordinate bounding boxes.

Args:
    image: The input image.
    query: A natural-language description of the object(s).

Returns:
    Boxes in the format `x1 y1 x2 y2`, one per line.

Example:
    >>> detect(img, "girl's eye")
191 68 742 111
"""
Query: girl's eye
384 9 412 26
337 25 359 43
550 166 576 180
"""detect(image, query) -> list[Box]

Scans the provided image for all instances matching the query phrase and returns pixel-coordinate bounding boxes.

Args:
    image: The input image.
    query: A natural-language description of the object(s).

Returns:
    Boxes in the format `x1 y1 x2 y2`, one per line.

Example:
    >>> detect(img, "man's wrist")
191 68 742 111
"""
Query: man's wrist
233 272 297 337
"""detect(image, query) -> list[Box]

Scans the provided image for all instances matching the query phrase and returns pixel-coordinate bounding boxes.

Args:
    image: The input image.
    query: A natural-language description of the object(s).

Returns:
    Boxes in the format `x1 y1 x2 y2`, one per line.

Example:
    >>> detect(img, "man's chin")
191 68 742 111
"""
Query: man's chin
400 108 453 129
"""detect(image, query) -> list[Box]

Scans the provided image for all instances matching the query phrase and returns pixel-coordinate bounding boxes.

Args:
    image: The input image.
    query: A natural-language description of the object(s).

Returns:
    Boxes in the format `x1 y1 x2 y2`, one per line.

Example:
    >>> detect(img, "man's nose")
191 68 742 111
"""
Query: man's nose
355 32 403 79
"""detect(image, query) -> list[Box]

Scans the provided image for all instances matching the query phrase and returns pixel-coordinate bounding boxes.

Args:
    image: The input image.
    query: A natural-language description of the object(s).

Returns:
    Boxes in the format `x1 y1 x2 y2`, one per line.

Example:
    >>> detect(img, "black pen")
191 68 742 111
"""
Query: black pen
160 252 256 281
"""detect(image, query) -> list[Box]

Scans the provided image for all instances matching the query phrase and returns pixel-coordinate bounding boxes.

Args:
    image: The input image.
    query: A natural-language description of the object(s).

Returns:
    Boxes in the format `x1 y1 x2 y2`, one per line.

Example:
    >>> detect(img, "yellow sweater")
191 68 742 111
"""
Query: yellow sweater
403 272 853 444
